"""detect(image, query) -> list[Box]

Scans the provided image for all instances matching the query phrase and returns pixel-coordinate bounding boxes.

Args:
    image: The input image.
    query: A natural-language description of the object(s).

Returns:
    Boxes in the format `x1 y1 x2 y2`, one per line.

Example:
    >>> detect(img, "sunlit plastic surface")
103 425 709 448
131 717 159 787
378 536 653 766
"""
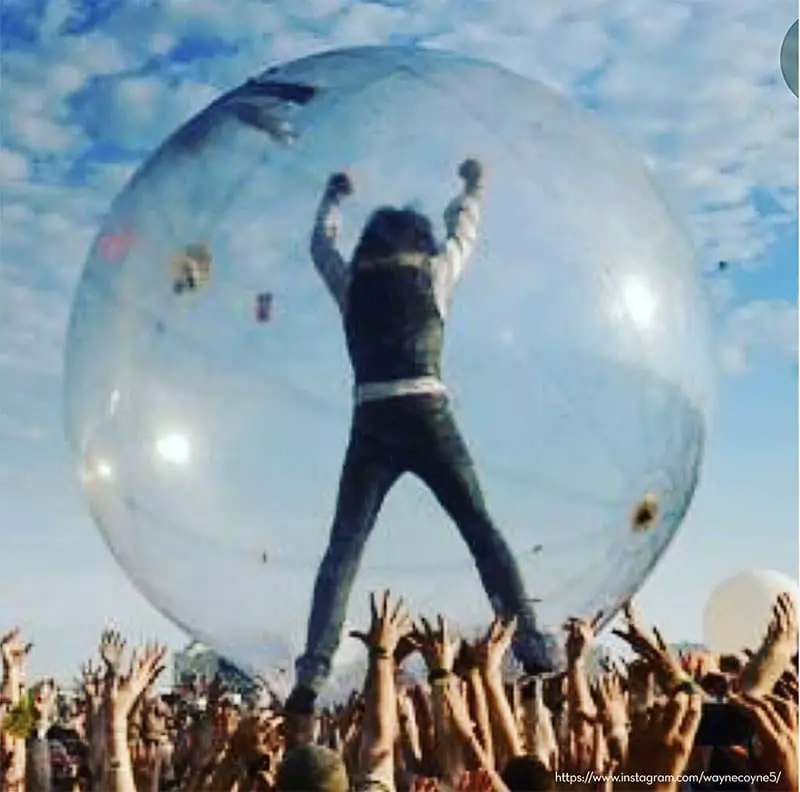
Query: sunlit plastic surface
64 46 713 682
704 570 799 654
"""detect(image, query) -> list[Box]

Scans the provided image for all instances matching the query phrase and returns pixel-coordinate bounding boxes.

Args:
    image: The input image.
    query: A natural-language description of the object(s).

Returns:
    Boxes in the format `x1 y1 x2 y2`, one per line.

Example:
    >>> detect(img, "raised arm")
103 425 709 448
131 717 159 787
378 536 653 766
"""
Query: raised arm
349 590 414 791
442 159 484 274
310 172 353 312
431 159 485 312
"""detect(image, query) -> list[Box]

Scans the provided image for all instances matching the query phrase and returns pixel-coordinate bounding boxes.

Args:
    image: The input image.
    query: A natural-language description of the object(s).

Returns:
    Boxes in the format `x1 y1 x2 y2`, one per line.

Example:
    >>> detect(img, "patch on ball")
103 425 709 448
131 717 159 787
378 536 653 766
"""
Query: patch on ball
171 242 213 294
631 494 659 533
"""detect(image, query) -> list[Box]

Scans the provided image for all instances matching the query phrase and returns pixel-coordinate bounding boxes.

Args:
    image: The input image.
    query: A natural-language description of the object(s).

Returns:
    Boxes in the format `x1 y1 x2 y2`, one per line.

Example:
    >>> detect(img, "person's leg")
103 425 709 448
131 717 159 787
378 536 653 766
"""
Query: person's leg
292 417 402 704
410 397 559 673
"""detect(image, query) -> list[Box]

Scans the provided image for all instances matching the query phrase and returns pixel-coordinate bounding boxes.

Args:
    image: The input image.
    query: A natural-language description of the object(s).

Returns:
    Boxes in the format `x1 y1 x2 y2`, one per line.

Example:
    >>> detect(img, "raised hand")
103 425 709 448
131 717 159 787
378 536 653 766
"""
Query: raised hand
1 628 32 676
412 615 460 674
612 603 685 692
732 693 798 791
475 615 517 678
105 643 167 726
32 679 57 733
99 629 126 674
765 592 798 650
625 690 702 780
595 672 629 766
564 612 603 664
80 661 104 711
560 720 615 791
741 593 799 697
458 158 485 194
627 659 655 716
337 691 365 746
440 680 474 739
350 590 414 657
775 664 799 702
326 171 354 200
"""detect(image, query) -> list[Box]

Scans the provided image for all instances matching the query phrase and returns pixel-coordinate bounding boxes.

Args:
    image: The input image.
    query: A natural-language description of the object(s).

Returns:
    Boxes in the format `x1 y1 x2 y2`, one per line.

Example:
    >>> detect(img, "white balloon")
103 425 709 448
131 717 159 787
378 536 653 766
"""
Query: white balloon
703 569 799 654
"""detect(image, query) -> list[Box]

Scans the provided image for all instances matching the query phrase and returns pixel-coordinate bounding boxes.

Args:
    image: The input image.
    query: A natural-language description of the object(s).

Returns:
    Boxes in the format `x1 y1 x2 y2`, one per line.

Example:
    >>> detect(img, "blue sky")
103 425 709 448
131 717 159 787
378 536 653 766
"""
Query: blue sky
0 0 797 683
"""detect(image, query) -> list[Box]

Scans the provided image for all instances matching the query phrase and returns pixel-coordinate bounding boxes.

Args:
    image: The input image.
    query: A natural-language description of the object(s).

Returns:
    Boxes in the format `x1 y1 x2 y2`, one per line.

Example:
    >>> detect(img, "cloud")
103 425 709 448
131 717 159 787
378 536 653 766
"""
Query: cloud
0 148 30 183
719 299 799 374
0 0 792 419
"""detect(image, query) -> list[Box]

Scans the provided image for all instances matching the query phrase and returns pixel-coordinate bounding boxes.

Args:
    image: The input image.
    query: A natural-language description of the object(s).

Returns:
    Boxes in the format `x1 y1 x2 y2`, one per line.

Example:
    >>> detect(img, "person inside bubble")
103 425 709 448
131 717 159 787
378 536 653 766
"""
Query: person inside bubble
286 159 558 714
171 243 212 295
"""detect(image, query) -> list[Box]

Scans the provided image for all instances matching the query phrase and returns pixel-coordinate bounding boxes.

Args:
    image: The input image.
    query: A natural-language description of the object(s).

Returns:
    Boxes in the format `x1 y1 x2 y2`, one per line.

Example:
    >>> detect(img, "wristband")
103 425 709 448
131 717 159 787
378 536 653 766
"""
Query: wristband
370 647 392 661
428 668 451 684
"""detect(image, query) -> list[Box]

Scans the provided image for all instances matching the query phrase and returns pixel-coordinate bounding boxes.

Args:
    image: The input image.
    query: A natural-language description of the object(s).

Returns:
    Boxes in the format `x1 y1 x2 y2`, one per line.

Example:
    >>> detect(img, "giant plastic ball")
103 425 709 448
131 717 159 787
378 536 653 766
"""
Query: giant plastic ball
703 569 799 654
64 46 713 682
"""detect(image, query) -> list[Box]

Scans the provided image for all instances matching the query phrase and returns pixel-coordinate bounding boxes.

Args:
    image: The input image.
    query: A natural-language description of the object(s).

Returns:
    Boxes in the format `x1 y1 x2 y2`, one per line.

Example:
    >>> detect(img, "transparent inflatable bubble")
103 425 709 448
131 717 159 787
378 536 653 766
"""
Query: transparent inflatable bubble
64 46 713 683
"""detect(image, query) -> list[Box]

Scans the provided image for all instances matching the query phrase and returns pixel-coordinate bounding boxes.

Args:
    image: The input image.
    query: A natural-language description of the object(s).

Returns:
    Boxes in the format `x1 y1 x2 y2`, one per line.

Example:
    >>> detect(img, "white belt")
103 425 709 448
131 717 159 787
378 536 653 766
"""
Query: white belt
355 376 447 403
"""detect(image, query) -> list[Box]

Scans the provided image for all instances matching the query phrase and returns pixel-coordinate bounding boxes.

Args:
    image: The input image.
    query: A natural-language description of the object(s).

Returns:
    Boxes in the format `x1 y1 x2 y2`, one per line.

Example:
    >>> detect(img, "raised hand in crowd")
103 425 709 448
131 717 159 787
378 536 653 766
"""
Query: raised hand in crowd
2 589 799 792
350 589 414 790
613 604 687 695
594 669 629 768
103 640 167 792
475 615 525 767
100 630 128 676
740 592 798 697
1 627 32 792
625 689 703 791
732 691 798 791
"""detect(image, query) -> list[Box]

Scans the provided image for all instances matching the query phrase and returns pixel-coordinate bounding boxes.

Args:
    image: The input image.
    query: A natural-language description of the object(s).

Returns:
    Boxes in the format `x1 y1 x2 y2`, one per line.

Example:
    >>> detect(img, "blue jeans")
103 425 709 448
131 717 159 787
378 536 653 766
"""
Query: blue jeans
295 393 555 692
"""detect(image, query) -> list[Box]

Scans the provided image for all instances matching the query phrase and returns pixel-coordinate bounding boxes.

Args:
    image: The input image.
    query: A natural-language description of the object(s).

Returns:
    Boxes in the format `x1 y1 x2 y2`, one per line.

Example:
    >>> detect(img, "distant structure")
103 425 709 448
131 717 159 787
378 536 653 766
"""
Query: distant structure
173 642 258 696
669 641 708 655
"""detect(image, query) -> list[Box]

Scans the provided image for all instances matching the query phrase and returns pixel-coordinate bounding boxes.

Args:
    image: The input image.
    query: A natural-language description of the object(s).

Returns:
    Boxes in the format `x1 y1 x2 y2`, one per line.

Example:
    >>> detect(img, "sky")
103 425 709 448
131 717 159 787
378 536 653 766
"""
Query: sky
0 0 798 684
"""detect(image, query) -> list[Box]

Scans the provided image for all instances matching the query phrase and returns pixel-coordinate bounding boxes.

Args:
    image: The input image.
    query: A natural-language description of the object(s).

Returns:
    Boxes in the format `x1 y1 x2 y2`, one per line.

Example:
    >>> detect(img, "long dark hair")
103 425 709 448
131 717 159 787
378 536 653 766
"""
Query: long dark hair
352 206 438 265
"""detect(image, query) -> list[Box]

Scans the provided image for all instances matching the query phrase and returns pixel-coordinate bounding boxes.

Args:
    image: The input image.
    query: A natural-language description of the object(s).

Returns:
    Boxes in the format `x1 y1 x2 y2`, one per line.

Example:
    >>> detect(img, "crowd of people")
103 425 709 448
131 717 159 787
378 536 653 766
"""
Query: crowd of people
1 590 797 791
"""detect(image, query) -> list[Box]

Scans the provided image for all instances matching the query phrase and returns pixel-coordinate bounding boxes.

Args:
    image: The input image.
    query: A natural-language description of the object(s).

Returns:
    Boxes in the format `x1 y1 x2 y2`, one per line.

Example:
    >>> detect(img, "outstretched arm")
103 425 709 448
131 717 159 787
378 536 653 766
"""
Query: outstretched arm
432 159 485 311
310 172 353 313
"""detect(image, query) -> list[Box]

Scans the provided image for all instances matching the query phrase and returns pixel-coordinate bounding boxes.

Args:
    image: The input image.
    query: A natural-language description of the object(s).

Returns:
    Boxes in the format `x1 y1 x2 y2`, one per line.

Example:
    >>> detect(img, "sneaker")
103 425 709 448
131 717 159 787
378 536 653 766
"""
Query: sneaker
284 685 317 716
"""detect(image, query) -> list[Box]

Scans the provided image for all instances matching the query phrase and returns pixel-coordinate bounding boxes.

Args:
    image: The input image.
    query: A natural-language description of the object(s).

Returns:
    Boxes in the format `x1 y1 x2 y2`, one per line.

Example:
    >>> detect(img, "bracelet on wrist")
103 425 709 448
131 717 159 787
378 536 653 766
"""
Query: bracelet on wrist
370 647 392 661
428 668 451 684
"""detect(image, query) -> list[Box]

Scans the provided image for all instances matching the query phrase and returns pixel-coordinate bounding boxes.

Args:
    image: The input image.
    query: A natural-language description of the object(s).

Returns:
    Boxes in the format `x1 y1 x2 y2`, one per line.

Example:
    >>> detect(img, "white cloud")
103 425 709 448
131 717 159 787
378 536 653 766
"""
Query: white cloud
0 148 30 184
0 0 794 396
719 299 799 374
50 62 86 93
39 0 72 40
150 33 177 55
8 113 81 153
333 3 409 44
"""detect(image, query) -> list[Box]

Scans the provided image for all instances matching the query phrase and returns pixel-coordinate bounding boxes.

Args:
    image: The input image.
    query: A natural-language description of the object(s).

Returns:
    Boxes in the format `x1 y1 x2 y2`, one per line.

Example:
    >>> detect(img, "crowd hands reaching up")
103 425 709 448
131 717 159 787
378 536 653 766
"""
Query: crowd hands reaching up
1 591 797 792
